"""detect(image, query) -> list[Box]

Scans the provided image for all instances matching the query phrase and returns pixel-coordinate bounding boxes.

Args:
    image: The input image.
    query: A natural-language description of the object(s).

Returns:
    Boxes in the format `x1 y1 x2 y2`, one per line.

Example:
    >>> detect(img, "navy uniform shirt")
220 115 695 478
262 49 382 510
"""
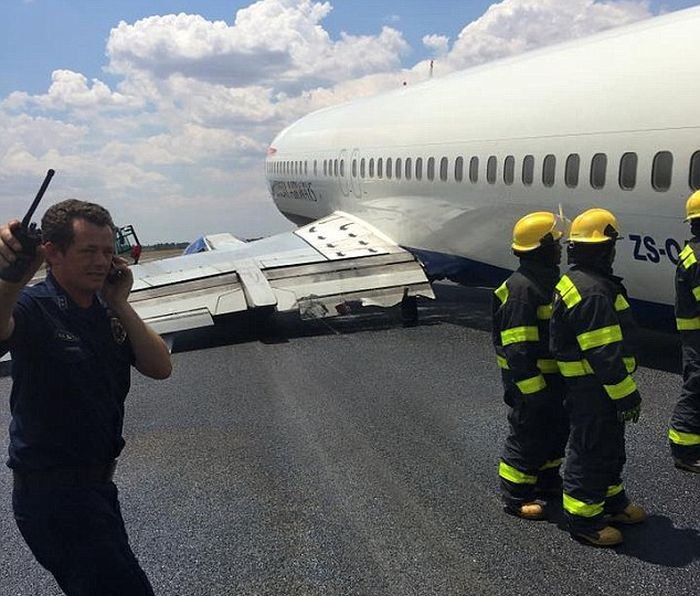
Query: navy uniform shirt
0 272 134 471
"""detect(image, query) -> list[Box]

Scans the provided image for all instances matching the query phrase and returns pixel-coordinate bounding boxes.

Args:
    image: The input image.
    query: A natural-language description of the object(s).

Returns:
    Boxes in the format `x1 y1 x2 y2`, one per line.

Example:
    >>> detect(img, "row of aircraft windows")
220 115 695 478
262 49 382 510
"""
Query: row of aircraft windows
268 151 700 192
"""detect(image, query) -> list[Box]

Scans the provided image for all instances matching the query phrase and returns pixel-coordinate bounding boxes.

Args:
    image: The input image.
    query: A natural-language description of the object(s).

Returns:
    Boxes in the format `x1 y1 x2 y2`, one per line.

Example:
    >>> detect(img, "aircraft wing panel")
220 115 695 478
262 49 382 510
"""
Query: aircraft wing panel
129 211 433 335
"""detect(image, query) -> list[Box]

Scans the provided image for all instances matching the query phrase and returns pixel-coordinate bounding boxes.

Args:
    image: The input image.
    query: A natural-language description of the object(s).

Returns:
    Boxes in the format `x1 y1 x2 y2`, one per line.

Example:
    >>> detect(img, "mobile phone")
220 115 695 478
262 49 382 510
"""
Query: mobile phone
107 263 123 284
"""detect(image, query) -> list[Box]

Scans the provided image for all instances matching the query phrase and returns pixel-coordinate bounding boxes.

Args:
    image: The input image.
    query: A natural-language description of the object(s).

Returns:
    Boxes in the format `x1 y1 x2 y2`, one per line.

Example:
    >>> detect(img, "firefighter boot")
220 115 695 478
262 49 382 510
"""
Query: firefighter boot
606 503 648 525
506 501 546 520
573 526 623 547
674 458 700 474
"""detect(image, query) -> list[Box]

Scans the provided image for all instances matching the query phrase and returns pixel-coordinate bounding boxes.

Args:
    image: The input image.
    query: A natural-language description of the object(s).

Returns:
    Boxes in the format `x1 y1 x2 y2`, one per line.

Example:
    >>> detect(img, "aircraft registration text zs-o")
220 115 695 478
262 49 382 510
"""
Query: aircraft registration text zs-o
628 234 684 266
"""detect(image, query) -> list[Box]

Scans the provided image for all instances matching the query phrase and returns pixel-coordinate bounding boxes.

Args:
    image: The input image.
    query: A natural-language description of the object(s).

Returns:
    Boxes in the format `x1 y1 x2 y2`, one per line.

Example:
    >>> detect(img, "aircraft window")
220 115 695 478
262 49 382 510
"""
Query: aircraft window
590 153 607 189
503 155 515 185
395 158 402 180
386 158 393 180
565 154 580 188
619 152 637 190
340 160 345 177
542 154 556 187
334 159 338 177
377 157 383 179
487 156 497 184
304 161 308 176
313 160 317 177
455 156 464 182
352 159 357 178
690 151 700 190
360 158 366 178
427 157 435 181
405 158 412 180
416 157 423 180
522 155 534 186
469 156 479 183
652 151 673 191
369 158 375 178
440 157 448 182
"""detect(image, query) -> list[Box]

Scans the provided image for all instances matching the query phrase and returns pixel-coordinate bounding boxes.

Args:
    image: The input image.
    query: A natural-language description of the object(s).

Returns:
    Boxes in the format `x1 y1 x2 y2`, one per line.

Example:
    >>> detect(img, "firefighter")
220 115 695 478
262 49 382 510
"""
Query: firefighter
550 208 647 547
493 211 569 520
669 190 700 473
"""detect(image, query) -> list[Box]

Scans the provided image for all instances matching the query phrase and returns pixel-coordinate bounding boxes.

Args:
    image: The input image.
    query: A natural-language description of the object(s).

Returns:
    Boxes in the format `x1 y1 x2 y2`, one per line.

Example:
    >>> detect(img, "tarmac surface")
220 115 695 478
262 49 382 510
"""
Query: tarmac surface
0 282 698 596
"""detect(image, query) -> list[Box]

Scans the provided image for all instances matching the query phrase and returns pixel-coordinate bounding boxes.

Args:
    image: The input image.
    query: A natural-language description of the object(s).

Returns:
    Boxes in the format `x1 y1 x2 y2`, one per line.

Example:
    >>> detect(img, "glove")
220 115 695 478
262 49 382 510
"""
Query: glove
617 402 641 423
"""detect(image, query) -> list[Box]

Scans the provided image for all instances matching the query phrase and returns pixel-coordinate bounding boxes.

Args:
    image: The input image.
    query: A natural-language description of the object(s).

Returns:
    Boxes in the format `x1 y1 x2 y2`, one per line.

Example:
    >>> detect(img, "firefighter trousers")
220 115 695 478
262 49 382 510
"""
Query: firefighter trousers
670 335 700 462
562 381 629 533
500 379 568 509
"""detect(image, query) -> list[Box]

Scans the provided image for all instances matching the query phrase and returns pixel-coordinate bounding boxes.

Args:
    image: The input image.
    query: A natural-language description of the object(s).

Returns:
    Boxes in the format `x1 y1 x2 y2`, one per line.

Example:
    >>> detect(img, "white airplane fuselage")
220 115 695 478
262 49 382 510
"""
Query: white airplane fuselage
265 7 700 321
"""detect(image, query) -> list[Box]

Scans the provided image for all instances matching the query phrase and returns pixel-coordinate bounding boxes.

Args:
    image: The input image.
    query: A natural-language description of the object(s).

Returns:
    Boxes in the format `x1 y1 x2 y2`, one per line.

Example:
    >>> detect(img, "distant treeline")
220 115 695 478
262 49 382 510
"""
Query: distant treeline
142 242 190 251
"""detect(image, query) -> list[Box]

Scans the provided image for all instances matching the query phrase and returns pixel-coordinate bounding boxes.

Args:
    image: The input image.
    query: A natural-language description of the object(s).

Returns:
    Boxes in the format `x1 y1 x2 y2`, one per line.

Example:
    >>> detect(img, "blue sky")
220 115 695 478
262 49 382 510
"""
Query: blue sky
0 1 501 97
1 0 698 242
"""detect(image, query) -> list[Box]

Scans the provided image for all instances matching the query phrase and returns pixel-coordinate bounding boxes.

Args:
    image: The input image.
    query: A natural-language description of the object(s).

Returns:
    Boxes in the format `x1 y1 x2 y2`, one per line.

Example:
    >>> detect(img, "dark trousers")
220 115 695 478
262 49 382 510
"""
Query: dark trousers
500 379 568 508
562 382 629 533
671 337 700 461
12 476 155 596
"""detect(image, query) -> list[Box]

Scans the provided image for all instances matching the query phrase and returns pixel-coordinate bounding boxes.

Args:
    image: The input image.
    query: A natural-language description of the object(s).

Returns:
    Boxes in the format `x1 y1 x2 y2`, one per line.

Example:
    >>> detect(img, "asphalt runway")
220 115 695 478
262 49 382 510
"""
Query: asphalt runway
0 283 698 596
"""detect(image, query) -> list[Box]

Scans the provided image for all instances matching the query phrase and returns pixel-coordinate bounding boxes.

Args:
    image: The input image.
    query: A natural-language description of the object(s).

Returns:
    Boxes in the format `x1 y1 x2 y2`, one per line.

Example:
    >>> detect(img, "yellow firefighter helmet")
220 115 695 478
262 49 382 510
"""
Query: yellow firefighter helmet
511 211 568 252
685 190 700 221
568 208 621 244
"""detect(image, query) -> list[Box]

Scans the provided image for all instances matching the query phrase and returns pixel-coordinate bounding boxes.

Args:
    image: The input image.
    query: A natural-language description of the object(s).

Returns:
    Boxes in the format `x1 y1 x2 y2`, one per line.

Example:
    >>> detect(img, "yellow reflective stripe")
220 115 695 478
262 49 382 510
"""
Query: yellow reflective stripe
516 374 546 395
556 275 582 308
614 294 630 311
676 317 700 331
669 428 700 446
559 358 635 377
557 359 594 377
536 359 559 374
679 244 693 260
577 324 622 350
606 483 624 498
681 245 697 269
693 286 700 302
537 304 552 320
539 459 562 471
495 281 509 305
498 461 537 485
496 355 509 370
501 326 539 346
563 493 604 518
604 375 637 400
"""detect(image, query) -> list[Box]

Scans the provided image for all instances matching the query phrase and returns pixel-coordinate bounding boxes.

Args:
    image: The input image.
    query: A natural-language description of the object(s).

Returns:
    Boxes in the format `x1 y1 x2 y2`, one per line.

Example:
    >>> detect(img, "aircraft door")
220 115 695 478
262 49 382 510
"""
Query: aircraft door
338 149 350 197
350 148 362 199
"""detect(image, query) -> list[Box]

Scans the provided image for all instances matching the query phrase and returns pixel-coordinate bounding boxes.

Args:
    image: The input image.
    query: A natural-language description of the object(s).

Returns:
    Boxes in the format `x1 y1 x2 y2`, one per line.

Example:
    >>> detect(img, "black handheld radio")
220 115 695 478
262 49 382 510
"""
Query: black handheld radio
0 169 55 283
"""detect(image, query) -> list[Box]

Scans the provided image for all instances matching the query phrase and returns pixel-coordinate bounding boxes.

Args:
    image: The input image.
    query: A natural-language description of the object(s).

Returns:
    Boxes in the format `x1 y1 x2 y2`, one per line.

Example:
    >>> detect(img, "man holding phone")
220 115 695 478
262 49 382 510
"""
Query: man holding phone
0 198 171 595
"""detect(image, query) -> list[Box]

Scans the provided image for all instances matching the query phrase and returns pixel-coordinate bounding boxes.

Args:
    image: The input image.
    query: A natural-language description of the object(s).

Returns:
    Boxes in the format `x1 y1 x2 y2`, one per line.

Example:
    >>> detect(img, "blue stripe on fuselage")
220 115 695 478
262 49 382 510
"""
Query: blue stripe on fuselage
404 246 676 330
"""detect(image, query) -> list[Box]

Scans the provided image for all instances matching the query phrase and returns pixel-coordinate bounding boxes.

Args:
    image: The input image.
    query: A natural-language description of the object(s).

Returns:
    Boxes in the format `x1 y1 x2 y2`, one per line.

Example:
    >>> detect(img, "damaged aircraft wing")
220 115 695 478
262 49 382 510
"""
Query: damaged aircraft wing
129 211 434 336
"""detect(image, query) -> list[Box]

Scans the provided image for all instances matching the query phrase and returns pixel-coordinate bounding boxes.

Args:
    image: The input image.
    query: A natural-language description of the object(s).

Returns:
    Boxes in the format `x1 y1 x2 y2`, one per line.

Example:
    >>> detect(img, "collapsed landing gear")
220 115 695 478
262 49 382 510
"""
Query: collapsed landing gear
401 291 418 327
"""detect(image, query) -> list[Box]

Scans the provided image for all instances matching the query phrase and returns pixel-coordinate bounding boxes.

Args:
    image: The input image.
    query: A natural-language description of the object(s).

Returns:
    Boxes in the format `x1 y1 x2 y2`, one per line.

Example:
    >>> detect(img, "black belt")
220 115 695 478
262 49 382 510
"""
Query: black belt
13 460 117 489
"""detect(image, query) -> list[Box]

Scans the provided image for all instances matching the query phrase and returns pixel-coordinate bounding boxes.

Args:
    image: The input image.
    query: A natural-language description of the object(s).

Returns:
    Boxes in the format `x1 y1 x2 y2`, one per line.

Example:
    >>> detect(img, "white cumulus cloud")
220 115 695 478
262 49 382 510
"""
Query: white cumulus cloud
0 0 662 241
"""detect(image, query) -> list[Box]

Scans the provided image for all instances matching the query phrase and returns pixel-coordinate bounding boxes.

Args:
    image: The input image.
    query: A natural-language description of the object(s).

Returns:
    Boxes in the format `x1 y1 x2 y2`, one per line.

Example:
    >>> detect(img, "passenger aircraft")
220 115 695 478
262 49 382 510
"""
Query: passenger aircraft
128 6 700 337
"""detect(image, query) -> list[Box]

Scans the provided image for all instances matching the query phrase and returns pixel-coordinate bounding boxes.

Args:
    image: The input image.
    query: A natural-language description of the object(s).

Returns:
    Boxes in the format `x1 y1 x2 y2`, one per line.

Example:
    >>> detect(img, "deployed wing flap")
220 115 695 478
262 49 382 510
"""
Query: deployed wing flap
128 211 433 333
